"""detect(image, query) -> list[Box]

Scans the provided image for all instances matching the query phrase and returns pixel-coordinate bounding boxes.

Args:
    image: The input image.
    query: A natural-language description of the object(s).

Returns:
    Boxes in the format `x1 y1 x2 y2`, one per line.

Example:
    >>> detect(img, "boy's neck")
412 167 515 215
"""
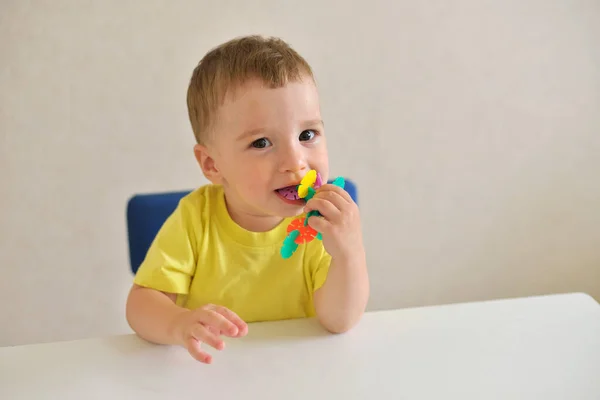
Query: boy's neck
223 195 284 233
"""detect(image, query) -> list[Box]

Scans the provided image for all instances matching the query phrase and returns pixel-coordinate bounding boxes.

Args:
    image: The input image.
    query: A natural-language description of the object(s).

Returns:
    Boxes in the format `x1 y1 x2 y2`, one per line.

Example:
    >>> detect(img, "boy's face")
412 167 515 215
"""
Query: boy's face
195 76 329 231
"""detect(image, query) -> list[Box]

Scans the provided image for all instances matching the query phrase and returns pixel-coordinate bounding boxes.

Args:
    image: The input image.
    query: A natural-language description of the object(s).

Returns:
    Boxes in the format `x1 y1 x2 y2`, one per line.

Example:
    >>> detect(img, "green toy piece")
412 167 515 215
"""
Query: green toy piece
280 173 346 259
280 230 300 259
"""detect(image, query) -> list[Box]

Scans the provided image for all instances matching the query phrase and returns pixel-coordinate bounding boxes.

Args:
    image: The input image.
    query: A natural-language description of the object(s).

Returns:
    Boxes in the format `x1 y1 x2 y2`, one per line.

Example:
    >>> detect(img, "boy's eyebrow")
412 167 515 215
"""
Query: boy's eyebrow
237 119 324 141
303 119 325 127
237 127 266 141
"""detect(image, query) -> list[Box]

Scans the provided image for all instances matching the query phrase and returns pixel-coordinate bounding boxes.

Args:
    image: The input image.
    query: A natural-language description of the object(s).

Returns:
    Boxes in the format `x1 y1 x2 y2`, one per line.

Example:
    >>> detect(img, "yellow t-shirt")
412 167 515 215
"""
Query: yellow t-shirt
133 184 332 322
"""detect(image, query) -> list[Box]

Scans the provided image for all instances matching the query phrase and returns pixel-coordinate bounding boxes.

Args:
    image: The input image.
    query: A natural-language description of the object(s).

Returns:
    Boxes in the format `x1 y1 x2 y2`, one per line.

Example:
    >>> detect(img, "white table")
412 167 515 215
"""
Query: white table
1 293 600 399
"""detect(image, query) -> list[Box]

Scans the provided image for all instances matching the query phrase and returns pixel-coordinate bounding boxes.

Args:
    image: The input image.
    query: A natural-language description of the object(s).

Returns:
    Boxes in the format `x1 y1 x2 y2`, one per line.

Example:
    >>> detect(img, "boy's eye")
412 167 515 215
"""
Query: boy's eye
251 138 271 149
299 130 316 141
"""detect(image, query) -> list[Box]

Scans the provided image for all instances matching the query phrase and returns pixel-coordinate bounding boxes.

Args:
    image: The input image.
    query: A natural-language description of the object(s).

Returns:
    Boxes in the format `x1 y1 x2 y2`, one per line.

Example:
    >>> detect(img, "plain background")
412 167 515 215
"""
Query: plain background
1 0 599 346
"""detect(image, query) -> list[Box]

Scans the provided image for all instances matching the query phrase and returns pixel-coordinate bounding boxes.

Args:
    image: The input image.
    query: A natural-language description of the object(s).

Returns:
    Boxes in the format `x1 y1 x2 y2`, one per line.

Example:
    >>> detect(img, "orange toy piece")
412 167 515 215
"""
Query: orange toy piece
287 217 318 244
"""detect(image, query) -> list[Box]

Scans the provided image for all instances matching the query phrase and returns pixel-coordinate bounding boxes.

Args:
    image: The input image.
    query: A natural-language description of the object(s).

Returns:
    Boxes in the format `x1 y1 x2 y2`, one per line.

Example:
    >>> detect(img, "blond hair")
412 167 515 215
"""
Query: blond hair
186 35 314 144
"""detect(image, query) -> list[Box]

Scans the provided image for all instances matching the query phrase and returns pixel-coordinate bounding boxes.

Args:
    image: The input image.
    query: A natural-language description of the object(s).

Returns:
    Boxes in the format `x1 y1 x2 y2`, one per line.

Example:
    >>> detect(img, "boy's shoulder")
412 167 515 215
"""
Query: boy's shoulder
175 183 224 222
180 183 222 205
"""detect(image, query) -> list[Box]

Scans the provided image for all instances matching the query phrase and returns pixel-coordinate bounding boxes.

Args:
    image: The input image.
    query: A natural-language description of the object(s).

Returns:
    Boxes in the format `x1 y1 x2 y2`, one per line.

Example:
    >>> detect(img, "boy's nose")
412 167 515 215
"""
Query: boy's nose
278 144 308 174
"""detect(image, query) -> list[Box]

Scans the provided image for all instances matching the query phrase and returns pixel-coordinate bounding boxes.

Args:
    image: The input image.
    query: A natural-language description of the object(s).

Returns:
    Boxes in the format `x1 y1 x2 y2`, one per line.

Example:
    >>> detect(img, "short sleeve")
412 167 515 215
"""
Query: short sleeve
133 201 198 295
311 246 332 292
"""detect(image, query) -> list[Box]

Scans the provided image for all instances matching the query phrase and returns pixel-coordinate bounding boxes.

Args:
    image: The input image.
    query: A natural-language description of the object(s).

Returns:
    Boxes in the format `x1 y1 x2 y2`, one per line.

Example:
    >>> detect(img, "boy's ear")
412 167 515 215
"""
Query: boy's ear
194 144 223 184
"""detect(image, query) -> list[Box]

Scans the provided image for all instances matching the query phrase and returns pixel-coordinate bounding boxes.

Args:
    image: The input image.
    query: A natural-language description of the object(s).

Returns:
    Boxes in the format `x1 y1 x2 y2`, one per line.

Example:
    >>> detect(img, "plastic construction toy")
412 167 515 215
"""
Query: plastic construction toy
280 170 346 259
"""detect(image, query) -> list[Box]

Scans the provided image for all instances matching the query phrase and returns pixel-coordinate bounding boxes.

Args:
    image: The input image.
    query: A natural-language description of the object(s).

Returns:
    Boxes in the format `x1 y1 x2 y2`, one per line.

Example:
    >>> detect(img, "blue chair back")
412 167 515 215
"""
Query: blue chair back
126 179 358 274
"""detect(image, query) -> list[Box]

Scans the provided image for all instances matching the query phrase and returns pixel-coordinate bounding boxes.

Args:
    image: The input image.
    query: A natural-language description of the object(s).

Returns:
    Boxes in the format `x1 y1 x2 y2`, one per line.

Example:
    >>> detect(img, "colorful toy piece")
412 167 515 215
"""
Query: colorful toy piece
280 170 346 259
297 170 317 198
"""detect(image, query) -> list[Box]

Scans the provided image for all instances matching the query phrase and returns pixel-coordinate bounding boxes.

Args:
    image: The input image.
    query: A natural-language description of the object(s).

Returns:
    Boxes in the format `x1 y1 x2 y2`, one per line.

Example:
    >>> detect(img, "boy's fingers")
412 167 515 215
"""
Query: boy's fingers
190 323 225 351
186 337 213 364
307 214 331 233
206 325 221 336
318 184 353 204
305 197 341 222
312 190 348 213
196 307 239 336
212 305 248 337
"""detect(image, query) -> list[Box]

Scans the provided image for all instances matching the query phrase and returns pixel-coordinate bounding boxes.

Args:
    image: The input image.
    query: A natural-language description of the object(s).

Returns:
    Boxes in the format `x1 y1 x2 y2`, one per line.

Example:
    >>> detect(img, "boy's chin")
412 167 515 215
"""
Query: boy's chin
275 204 305 218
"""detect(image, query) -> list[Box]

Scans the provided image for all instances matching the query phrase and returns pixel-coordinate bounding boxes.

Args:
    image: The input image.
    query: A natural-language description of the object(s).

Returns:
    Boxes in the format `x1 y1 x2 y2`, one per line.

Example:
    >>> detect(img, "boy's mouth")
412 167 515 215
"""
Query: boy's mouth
275 185 302 201
275 171 322 204
275 171 323 205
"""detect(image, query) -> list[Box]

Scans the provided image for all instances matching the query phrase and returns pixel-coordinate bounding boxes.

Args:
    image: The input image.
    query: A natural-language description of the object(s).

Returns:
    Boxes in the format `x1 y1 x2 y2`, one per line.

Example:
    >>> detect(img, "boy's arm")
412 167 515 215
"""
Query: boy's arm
125 284 186 345
305 184 370 333
126 284 248 363
313 253 369 333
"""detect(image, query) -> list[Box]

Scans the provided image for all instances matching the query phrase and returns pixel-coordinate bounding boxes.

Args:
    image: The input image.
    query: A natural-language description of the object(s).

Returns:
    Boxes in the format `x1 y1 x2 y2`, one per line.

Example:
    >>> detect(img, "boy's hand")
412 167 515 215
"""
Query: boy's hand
172 304 248 364
305 184 364 260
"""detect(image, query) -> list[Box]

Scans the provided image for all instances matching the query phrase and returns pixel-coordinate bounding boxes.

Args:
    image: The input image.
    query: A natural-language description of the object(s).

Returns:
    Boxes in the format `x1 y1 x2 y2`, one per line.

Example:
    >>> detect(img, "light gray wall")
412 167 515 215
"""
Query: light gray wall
1 0 599 346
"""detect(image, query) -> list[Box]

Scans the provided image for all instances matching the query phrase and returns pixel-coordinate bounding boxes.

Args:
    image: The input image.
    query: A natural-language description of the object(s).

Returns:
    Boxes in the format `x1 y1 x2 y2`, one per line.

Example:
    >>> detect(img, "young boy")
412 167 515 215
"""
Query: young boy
125 35 369 364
